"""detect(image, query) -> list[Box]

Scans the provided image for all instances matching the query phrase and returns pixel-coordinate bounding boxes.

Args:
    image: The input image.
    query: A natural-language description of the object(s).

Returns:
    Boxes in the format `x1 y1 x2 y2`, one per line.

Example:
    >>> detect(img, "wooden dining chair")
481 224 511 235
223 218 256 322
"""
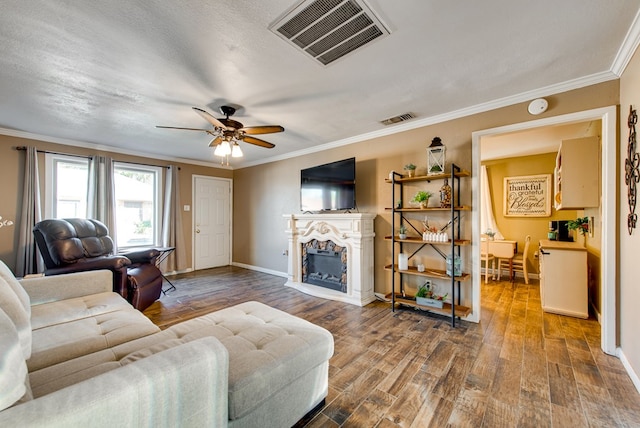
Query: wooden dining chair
498 235 531 284
480 239 495 284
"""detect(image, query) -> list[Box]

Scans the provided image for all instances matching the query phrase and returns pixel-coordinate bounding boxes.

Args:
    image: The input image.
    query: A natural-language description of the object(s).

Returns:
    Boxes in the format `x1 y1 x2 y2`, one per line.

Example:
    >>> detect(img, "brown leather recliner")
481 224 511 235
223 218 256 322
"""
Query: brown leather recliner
33 218 163 311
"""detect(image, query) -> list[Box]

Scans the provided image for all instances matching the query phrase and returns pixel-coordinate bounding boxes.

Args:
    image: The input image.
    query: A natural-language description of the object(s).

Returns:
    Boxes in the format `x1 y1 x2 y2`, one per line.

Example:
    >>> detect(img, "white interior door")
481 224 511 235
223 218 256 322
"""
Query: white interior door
193 176 231 270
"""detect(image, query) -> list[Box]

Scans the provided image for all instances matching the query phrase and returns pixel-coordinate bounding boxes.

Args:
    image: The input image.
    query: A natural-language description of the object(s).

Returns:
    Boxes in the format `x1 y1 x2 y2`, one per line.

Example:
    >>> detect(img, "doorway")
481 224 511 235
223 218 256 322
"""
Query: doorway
192 175 232 270
471 106 617 355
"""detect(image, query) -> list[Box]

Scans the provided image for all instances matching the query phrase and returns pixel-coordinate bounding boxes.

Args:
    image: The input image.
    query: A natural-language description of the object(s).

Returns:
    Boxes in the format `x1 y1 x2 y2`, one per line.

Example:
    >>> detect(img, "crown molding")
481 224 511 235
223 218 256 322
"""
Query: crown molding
611 7 640 76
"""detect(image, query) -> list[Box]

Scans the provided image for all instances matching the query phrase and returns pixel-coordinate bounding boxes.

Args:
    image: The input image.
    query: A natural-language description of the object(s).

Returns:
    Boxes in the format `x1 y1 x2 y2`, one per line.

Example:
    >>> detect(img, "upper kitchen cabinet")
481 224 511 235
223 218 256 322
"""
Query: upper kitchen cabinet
553 136 599 210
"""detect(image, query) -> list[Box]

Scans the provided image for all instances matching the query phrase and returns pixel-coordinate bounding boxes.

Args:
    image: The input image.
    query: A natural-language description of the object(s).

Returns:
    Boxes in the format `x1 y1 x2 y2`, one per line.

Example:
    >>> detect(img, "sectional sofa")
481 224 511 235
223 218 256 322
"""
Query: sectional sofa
0 260 334 427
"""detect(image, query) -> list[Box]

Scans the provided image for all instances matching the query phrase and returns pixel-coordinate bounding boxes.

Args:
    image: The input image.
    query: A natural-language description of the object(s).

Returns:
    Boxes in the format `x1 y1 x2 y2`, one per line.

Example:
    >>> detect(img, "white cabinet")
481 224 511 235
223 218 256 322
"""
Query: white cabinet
539 240 588 318
553 136 599 210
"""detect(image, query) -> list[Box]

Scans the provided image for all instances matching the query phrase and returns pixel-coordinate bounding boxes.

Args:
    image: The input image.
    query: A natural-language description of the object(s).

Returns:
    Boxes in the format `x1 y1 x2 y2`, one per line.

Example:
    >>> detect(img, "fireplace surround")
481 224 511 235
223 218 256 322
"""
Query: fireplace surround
284 213 376 306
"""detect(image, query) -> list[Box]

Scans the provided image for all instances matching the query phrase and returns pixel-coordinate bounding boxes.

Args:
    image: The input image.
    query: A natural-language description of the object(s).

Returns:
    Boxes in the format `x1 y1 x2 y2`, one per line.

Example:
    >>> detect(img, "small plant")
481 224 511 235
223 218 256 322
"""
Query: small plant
399 224 407 234
412 190 432 203
567 217 590 236
416 282 447 301
430 164 443 173
404 163 416 171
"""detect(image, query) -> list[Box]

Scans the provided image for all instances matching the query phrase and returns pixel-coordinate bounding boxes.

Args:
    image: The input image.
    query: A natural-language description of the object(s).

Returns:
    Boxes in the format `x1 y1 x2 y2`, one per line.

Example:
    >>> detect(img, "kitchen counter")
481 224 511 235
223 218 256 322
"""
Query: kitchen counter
539 240 588 318
539 239 586 251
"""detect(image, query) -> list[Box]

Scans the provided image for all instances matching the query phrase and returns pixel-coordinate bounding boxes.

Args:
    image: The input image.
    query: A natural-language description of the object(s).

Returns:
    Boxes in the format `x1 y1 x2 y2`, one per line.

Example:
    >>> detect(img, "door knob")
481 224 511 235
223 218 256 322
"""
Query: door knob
196 229 200 233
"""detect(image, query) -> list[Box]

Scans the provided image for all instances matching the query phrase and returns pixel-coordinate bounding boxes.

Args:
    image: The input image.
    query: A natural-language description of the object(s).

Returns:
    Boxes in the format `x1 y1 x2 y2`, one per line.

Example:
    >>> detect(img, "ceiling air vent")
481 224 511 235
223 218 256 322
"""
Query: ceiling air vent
270 0 391 66
380 113 416 126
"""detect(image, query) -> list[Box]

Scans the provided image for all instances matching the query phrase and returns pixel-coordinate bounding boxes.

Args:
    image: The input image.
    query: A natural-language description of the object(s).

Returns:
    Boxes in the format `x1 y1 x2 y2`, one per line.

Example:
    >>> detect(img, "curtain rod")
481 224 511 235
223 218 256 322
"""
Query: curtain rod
14 146 179 170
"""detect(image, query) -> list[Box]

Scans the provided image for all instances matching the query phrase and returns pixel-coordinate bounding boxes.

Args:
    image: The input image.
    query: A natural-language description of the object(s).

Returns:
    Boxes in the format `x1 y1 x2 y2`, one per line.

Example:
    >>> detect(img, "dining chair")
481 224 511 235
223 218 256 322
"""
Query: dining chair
480 238 495 284
498 235 531 284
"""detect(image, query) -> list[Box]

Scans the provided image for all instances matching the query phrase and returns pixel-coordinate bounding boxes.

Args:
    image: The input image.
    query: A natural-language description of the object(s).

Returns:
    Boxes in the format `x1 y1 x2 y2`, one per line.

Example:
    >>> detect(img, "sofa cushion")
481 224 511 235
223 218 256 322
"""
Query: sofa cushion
28 306 160 372
30 291 134 330
0 275 31 359
0 307 30 411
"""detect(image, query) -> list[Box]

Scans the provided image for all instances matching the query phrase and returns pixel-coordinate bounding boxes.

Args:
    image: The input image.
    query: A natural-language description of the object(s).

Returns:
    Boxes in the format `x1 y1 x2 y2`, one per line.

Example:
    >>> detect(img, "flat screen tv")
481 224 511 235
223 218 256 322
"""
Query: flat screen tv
300 157 356 212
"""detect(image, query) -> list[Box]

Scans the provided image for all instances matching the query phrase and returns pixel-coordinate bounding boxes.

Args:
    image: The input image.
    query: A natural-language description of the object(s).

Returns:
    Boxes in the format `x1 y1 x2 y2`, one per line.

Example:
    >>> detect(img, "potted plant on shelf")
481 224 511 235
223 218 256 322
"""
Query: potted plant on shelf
567 216 590 241
398 224 407 240
412 190 433 208
415 282 447 308
404 163 417 177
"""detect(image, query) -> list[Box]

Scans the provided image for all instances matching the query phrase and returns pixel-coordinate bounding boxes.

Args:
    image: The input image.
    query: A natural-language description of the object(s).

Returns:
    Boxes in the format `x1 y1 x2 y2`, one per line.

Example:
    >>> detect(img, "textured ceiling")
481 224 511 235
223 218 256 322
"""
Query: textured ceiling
1 1 639 168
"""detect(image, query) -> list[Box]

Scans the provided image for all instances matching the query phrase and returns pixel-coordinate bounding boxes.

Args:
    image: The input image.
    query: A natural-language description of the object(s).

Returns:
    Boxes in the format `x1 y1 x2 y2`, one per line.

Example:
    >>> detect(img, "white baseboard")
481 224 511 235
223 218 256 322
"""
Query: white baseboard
162 268 193 276
617 347 640 394
231 262 288 278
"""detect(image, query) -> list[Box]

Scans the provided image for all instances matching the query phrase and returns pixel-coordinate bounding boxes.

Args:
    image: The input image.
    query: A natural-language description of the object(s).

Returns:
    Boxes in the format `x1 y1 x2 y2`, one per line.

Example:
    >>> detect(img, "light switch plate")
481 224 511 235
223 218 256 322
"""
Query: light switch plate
184 205 190 212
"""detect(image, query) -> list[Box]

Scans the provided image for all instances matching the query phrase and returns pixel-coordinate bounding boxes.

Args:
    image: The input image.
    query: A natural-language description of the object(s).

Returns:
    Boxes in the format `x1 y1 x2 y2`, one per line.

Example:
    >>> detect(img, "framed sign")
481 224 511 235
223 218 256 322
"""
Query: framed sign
503 174 551 217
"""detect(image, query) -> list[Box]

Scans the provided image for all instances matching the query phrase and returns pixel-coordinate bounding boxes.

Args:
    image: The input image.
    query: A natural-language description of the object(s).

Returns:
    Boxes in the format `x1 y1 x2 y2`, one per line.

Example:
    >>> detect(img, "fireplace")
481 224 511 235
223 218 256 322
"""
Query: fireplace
284 213 376 306
302 240 347 292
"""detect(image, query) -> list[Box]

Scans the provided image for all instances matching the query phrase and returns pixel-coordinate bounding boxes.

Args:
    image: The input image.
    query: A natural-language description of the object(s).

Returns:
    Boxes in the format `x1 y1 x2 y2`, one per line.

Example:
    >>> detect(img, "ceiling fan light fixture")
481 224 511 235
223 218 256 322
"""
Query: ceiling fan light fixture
231 142 243 158
214 140 232 157
219 140 232 156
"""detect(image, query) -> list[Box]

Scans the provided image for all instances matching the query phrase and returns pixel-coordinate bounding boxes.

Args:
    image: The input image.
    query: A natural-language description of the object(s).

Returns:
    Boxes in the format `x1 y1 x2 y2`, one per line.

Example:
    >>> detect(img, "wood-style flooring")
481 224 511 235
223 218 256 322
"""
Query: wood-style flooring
143 267 640 427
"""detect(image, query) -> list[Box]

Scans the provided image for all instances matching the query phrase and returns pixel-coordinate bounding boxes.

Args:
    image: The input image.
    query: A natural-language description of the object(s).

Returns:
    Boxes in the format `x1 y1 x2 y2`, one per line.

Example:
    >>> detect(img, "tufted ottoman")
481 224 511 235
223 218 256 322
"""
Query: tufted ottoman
165 301 334 427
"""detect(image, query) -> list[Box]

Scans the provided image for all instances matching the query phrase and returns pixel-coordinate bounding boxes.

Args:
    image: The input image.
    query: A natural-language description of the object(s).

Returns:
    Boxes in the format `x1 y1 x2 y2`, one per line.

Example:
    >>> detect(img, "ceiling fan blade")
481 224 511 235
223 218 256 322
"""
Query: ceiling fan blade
208 136 222 147
192 107 227 129
242 135 275 148
156 125 211 132
240 125 284 135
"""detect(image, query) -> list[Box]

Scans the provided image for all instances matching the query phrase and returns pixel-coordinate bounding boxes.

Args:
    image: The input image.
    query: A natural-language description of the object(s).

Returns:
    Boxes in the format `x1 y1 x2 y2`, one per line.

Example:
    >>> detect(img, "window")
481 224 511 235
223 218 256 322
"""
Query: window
45 154 163 249
113 164 162 248
45 154 89 219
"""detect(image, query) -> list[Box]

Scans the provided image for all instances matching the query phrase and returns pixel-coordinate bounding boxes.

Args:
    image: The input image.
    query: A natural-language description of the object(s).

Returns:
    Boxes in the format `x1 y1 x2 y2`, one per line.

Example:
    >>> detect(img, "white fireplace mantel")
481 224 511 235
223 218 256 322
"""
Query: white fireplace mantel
284 213 376 306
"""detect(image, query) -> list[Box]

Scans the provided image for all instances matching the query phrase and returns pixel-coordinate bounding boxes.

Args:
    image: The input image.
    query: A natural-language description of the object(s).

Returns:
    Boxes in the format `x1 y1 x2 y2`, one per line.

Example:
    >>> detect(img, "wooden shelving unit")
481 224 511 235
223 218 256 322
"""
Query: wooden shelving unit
387 164 471 326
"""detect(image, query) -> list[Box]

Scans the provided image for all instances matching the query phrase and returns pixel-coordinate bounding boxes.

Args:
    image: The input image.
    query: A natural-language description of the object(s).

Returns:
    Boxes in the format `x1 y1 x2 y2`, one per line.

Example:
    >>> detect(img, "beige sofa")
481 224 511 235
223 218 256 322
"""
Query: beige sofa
0 260 333 427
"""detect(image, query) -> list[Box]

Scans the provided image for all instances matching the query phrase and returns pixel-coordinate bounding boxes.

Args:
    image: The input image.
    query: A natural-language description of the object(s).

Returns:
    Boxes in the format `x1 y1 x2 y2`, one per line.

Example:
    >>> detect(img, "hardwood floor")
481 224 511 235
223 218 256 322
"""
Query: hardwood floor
143 267 640 427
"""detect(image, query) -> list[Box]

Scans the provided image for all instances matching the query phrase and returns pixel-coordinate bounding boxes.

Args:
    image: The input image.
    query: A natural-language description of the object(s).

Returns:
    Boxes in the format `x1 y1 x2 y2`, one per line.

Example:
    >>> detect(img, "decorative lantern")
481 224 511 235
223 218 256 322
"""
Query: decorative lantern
427 137 446 175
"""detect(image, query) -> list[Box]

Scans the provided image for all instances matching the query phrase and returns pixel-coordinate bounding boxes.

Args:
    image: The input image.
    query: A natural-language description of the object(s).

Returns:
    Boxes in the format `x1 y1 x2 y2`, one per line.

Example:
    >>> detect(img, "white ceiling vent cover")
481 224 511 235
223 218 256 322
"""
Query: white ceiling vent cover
270 0 391 66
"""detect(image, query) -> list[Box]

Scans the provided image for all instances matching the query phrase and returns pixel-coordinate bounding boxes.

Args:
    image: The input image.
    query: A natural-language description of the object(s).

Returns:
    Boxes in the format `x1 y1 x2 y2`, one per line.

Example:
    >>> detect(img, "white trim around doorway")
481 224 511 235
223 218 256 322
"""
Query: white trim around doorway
471 106 617 356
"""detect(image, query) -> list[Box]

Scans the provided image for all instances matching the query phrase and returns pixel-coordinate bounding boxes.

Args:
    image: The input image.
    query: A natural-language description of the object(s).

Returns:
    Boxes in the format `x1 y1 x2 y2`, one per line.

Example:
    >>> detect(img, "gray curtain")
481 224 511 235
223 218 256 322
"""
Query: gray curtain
16 147 44 276
87 155 117 248
161 165 186 272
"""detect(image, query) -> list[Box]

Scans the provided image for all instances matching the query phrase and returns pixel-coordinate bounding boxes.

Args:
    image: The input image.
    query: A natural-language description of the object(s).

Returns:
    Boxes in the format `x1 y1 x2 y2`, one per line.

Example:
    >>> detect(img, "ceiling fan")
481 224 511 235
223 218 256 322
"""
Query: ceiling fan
156 106 284 158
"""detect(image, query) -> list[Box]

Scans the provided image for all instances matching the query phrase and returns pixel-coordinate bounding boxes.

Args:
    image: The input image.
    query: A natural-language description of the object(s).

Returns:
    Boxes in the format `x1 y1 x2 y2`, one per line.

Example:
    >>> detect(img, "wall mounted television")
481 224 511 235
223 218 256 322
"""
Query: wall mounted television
300 157 356 212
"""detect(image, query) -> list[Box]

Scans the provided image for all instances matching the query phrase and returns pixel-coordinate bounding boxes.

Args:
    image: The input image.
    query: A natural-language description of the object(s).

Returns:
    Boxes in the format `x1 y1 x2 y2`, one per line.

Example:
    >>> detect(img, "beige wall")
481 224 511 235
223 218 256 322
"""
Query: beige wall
619 47 640 383
233 80 619 303
0 135 232 271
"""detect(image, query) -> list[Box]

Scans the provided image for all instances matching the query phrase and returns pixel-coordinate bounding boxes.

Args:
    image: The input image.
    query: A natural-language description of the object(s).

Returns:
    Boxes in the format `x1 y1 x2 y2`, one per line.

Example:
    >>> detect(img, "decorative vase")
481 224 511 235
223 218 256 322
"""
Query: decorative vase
406 169 415 178
440 179 452 208
420 200 429 209
399 233 407 240
398 253 408 271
